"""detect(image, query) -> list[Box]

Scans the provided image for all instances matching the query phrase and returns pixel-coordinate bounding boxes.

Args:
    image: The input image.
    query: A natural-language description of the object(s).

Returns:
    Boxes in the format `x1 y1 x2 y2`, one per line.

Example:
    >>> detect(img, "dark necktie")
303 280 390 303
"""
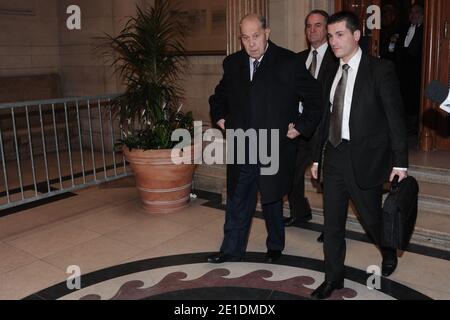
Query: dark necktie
329 64 350 147
252 59 260 81
308 50 318 77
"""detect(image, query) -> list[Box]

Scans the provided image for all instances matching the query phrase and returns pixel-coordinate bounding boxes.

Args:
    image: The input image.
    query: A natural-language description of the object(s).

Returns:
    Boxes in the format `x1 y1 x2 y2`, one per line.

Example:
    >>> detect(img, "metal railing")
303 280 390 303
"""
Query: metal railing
0 94 131 211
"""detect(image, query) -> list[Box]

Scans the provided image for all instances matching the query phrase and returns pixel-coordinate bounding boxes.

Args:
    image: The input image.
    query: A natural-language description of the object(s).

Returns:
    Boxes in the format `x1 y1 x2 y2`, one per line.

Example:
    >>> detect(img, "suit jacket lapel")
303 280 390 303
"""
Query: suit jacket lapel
239 51 250 94
252 41 277 83
350 54 370 116
318 47 332 83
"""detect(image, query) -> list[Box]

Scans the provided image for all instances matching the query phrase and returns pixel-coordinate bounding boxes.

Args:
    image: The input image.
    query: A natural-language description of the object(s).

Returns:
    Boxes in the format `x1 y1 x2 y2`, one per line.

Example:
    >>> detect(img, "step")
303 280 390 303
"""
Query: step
194 163 450 251
194 164 450 217
303 190 450 250
303 179 450 217
409 165 450 186
193 164 226 195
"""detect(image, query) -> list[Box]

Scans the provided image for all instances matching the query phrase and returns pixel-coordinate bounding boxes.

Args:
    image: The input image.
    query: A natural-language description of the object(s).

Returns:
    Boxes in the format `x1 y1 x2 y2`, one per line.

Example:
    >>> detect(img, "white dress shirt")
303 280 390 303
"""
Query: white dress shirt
314 47 407 171
441 90 450 114
306 42 329 79
329 47 363 141
299 43 329 114
404 24 421 48
250 55 264 81
249 44 269 81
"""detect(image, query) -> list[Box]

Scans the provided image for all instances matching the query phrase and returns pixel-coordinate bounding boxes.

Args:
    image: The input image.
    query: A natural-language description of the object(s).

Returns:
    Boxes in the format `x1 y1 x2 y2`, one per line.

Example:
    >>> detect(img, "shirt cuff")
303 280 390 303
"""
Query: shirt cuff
440 93 450 113
393 167 408 171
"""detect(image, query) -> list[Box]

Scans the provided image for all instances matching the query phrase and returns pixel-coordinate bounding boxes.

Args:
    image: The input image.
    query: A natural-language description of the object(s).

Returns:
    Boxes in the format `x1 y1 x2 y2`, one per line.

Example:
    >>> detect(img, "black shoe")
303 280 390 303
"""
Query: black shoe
298 213 313 223
382 249 398 277
284 214 312 227
265 250 282 263
311 280 344 300
284 217 297 227
317 233 324 243
207 252 242 264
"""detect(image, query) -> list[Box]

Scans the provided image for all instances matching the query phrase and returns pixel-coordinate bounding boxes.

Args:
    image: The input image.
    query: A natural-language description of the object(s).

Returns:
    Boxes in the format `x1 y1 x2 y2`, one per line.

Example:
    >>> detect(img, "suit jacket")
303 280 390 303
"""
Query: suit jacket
297 46 339 151
395 24 423 109
210 41 323 204
397 24 424 61
314 53 409 189
298 46 339 86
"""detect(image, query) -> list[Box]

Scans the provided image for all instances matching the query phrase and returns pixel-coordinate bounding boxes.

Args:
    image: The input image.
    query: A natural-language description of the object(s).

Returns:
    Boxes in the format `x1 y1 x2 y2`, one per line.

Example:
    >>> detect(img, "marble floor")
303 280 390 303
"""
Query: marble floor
0 181 448 301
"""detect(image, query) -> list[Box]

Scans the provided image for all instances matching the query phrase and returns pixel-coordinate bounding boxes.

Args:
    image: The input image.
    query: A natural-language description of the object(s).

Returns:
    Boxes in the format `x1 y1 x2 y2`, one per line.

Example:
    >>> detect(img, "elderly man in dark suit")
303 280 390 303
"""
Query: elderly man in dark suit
208 14 323 264
395 3 424 134
310 11 408 299
285 10 339 233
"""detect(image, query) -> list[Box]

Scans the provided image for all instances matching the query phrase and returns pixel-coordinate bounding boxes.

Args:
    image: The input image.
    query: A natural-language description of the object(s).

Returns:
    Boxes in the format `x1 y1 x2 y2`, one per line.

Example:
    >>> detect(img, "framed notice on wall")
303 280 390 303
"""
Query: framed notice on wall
171 0 227 55
0 0 35 16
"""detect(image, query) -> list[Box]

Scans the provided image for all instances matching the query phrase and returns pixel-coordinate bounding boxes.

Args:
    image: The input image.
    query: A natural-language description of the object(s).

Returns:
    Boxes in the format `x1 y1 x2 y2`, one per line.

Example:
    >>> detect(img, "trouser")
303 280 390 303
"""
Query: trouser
220 165 285 258
322 141 383 282
288 139 312 218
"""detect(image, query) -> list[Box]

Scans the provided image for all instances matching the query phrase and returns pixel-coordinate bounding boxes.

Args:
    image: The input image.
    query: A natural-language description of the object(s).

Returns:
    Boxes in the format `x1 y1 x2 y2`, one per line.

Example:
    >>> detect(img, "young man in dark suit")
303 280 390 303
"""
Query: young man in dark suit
285 10 339 235
310 11 409 300
208 14 323 264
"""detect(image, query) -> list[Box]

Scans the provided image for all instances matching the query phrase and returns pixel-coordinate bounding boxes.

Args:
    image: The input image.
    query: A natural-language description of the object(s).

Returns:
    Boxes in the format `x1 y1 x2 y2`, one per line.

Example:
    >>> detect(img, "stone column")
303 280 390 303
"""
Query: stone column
226 0 269 55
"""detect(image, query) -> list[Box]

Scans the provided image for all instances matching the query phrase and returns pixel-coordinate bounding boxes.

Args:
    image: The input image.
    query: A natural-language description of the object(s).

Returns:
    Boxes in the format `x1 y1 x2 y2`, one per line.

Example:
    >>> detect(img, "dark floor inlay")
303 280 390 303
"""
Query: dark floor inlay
25 253 432 301
79 269 356 301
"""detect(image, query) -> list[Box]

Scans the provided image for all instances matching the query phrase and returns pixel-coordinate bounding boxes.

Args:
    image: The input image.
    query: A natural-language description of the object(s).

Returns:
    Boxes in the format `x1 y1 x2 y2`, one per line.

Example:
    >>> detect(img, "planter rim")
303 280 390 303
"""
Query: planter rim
123 145 201 165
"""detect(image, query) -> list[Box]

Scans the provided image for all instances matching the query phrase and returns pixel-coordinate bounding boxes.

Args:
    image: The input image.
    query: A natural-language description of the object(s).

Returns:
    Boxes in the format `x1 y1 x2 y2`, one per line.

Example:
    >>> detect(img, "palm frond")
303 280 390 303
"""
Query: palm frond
96 0 192 150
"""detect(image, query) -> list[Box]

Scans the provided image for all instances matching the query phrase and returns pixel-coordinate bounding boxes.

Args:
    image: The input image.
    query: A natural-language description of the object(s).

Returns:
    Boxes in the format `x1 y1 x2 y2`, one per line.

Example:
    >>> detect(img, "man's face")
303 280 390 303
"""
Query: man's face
240 18 270 60
409 5 424 26
306 14 328 48
327 21 360 62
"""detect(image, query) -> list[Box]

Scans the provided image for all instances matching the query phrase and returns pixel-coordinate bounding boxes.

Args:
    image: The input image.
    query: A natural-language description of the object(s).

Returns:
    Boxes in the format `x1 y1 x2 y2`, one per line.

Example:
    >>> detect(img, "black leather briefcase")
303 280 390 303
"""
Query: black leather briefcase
381 176 419 251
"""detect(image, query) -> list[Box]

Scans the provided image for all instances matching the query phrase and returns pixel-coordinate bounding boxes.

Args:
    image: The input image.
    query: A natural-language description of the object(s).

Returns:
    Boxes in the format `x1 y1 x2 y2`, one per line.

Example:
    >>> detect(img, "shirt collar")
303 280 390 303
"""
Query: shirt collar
340 47 362 70
250 43 269 64
311 42 328 56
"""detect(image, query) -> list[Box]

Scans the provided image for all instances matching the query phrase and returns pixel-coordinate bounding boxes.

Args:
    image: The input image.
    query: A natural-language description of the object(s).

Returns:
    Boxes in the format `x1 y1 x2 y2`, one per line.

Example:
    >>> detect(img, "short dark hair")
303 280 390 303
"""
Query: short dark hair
328 11 360 33
305 10 329 26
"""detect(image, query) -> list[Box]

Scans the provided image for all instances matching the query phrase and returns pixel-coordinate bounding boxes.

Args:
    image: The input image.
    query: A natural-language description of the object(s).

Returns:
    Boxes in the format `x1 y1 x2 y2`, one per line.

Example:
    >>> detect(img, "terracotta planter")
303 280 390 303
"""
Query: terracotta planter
124 146 198 214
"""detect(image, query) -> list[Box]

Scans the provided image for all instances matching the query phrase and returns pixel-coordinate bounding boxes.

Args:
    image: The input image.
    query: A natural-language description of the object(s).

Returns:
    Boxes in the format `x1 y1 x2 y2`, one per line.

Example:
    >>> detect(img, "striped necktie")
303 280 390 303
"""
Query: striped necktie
329 64 350 147
308 50 318 77
252 59 260 81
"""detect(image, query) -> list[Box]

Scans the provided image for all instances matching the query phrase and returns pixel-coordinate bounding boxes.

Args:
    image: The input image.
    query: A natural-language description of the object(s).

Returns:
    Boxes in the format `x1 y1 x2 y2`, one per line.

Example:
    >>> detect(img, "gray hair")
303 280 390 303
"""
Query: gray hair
305 10 329 26
240 14 268 29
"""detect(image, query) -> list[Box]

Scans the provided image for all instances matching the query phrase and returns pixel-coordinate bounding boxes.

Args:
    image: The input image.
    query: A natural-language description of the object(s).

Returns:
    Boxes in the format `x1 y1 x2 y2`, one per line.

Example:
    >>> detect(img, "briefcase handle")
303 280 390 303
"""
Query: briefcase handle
390 175 400 194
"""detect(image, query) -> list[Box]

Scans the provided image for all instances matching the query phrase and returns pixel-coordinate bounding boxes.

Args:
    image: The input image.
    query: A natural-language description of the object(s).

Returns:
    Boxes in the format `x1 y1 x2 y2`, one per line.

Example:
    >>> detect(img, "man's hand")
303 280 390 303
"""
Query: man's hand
217 119 225 130
311 163 319 180
287 123 301 139
390 169 408 183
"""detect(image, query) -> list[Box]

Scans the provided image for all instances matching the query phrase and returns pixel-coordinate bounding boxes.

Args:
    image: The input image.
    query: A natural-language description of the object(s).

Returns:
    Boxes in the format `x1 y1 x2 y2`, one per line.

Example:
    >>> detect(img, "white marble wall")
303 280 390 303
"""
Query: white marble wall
181 56 225 125
0 0 334 123
56 0 150 97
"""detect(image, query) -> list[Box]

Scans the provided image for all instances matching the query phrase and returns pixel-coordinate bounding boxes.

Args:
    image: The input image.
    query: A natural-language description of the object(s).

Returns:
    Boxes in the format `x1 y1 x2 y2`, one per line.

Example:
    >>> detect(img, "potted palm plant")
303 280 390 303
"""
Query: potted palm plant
100 0 197 214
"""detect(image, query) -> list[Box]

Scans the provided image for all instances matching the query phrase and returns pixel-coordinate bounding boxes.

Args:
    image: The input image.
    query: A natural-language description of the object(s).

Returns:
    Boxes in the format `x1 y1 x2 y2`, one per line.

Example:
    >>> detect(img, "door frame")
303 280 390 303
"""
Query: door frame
420 0 450 151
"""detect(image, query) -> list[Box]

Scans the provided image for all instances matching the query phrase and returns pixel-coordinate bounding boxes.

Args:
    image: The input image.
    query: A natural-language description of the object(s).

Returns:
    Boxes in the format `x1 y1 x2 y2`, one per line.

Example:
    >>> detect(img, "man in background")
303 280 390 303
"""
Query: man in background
285 10 338 235
391 3 424 134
